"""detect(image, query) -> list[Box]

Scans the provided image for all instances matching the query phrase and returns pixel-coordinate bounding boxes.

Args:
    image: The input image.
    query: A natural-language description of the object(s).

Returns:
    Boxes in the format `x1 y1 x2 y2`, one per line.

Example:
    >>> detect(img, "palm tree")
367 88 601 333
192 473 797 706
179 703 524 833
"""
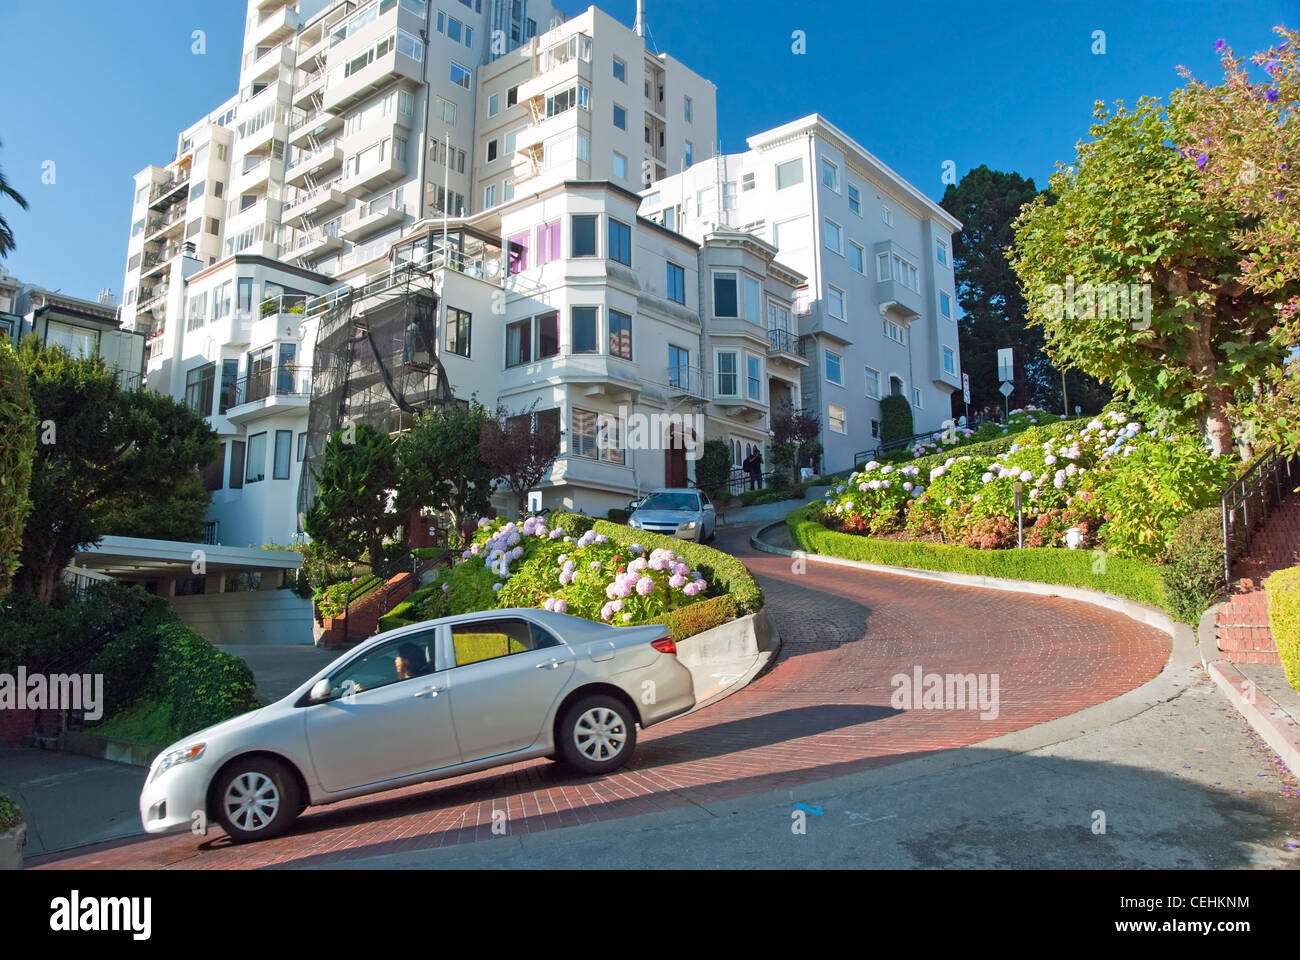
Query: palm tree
0 139 29 259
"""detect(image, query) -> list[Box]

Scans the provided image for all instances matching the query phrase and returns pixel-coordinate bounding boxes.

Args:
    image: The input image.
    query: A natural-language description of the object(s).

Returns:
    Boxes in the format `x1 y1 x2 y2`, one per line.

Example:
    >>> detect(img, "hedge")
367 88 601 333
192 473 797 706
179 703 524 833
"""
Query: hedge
787 503 1169 612
657 594 739 642
1161 507 1227 624
592 519 764 614
377 581 441 632
1265 566 1300 693
0 341 36 599
151 622 259 735
0 793 21 831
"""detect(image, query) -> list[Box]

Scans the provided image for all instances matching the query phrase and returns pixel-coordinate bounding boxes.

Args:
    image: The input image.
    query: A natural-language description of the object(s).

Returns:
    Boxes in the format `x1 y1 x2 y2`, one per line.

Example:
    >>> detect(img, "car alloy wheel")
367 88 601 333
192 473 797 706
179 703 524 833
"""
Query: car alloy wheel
212 757 301 843
224 772 280 833
558 694 638 774
573 706 628 762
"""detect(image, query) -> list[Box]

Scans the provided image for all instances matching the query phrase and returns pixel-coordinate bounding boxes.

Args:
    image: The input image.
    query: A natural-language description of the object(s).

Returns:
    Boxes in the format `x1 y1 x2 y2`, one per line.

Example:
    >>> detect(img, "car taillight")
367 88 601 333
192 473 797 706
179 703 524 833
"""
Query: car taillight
651 636 676 655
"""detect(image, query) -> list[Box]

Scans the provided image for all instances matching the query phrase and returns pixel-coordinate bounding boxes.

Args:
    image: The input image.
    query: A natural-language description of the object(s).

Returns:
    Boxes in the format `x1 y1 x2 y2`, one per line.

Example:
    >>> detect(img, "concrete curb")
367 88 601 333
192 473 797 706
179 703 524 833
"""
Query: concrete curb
676 607 781 713
1206 659 1300 774
58 731 154 769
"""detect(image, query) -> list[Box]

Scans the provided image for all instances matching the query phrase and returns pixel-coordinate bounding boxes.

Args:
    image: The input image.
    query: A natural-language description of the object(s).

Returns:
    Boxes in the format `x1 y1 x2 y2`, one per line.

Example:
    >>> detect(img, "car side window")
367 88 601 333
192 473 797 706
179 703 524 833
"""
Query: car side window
326 632 438 700
451 618 561 667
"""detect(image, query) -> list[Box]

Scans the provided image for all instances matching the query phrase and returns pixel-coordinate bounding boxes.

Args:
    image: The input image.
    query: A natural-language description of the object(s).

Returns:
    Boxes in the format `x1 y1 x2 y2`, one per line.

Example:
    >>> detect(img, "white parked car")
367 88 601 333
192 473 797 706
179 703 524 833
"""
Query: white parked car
140 609 695 843
627 488 717 542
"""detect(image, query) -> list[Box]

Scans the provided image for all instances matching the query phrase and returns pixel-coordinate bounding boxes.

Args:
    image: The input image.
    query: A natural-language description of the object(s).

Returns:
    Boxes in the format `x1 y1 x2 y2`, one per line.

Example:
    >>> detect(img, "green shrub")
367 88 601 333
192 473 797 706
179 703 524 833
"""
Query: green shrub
86 623 161 720
592 520 763 614
879 394 914 447
547 511 596 536
1161 507 1227 623
739 488 801 507
658 594 739 641
1265 566 1300 693
0 793 22 831
787 503 1168 611
314 574 382 620
151 622 258 735
378 581 443 632
298 540 357 594
87 698 184 749
607 508 631 523
0 341 36 599
695 440 732 497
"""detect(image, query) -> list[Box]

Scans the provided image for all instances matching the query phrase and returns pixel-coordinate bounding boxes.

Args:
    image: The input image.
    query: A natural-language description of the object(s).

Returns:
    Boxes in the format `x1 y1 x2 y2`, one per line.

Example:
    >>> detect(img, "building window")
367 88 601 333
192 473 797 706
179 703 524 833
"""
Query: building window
912 387 923 408
607 218 631 265
571 407 597 459
684 96 693 122
716 351 738 396
229 440 245 490
436 97 457 124
484 184 496 207
537 219 561 265
297 431 307 462
713 272 738 317
824 218 842 255
131 218 145 237
821 158 838 191
849 241 864 273
825 351 842 385
246 432 267 484
612 151 627 182
936 238 949 265
273 430 292 479
741 172 755 192
609 309 632 359
747 354 761 401
943 347 956 375
613 56 626 82
666 262 686 304
885 319 906 344
684 141 693 165
506 84 519 107
450 61 471 88
572 215 598 257
828 285 846 321
613 104 627 130
881 252 919 292
848 183 861 215
742 275 761 326
829 404 846 434
487 92 499 117
776 158 803 190
507 232 529 275
506 318 531 367
237 278 254 314
487 139 498 163
537 312 559 358
669 344 690 388
185 363 216 418
865 366 880 399
571 306 598 354
871 418 880 439
445 307 471 357
940 291 953 319
219 359 238 414
882 205 894 227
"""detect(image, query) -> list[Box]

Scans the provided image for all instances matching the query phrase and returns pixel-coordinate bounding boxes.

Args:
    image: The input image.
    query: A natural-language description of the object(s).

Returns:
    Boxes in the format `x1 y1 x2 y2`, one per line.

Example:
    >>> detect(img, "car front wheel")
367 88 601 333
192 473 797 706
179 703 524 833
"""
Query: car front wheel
557 695 637 775
212 757 302 843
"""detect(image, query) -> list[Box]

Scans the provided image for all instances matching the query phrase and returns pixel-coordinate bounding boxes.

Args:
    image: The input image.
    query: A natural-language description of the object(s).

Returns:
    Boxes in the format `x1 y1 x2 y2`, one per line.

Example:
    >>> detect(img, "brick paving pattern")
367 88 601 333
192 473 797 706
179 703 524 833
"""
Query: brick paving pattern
32 526 1169 869
1217 484 1300 665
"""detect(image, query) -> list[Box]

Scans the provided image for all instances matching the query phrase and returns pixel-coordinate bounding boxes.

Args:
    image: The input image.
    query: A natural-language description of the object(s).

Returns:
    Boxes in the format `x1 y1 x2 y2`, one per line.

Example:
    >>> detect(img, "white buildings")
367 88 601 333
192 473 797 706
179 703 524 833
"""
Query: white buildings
643 115 963 473
117 0 957 549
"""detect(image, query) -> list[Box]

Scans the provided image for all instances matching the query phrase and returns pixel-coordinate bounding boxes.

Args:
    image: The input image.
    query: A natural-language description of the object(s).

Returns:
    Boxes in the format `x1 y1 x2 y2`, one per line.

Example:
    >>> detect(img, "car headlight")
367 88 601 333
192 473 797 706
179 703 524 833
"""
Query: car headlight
678 520 698 530
151 743 206 783
628 518 640 528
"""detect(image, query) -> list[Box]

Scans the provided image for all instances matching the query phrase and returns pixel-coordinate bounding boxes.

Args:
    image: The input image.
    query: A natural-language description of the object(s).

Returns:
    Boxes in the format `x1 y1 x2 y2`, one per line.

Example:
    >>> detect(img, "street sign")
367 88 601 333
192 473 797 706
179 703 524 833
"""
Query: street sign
997 348 1014 384
998 381 1014 398
962 372 970 404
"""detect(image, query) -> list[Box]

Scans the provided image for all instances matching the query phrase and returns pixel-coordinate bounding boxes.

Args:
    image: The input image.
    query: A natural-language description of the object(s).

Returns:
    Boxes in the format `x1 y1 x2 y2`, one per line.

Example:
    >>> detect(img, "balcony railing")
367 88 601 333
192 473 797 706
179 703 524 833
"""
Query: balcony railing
767 328 805 356
260 293 311 318
200 521 219 545
287 139 340 170
150 172 190 201
231 364 312 407
666 364 711 399
1220 448 1298 586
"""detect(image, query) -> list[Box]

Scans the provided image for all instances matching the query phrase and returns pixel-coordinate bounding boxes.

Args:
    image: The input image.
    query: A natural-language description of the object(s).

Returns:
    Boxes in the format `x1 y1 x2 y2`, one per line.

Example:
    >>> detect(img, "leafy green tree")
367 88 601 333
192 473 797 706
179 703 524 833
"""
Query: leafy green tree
15 337 218 602
479 402 558 516
694 440 731 497
1010 95 1297 457
101 472 210 542
0 341 36 597
396 402 496 539
305 422 402 569
0 138 28 259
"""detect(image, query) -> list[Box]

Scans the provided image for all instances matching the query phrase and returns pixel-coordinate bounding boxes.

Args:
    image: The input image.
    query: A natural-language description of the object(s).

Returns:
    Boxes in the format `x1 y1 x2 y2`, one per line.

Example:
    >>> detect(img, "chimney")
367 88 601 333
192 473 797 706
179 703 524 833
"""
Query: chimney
634 0 645 41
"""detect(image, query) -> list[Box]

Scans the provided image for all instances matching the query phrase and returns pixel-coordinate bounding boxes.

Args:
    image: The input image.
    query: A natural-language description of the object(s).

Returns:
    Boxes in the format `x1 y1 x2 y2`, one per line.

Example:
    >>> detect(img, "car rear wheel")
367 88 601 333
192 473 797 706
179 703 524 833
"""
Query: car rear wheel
213 758 301 843
558 695 637 775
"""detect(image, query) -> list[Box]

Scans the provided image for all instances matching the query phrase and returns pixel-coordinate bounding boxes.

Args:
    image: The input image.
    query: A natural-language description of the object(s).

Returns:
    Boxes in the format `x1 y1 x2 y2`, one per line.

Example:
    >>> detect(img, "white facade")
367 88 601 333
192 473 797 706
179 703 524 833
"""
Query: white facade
643 115 964 474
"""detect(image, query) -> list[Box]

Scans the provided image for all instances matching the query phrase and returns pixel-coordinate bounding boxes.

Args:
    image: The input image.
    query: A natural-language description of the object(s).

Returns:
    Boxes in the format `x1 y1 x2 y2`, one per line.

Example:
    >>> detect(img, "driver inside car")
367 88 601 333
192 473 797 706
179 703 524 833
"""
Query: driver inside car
394 643 429 681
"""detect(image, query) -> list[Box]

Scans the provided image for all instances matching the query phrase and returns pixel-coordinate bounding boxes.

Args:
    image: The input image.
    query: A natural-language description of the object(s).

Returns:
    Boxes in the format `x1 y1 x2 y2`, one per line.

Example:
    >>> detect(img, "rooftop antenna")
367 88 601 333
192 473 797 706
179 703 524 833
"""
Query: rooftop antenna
634 0 645 40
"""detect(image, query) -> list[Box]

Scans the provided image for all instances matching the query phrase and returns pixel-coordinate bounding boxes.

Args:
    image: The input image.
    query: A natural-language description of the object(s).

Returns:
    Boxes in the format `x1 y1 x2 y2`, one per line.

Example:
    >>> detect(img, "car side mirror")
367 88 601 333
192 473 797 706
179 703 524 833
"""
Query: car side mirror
309 678 333 703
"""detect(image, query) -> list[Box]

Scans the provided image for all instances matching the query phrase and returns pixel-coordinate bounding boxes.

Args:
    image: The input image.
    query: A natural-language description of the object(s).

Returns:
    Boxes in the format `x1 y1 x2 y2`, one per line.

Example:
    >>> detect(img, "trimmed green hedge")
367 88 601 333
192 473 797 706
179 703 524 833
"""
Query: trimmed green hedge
592 519 763 615
377 581 441 632
548 511 597 536
658 594 739 642
1265 566 1300 693
0 792 21 831
152 622 258 734
787 503 1169 612
1162 507 1227 624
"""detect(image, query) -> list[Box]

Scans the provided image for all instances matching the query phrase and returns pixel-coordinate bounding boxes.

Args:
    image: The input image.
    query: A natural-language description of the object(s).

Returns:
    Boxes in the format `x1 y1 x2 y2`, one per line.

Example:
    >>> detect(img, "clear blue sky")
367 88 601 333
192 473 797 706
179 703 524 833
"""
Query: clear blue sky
0 0 1290 301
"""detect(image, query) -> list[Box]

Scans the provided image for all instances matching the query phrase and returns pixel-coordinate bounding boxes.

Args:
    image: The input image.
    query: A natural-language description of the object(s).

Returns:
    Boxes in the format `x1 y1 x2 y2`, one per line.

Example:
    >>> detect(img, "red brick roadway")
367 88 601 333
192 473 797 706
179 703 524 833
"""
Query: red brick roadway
33 525 1169 870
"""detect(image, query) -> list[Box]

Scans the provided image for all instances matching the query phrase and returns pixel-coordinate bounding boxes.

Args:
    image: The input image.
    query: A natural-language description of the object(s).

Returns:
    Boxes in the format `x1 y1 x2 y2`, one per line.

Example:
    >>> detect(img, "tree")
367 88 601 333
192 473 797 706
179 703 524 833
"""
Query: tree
0 139 28 259
101 472 210 542
771 403 820 482
693 440 732 497
15 337 218 602
305 422 403 569
1010 95 1297 457
1174 27 1300 456
478 402 557 517
879 394 914 447
396 401 496 538
0 341 35 597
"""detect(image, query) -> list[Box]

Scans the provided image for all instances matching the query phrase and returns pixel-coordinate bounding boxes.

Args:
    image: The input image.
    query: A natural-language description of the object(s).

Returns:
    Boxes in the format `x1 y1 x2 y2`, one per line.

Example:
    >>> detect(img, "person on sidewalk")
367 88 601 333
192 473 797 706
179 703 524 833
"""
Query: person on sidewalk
746 448 763 491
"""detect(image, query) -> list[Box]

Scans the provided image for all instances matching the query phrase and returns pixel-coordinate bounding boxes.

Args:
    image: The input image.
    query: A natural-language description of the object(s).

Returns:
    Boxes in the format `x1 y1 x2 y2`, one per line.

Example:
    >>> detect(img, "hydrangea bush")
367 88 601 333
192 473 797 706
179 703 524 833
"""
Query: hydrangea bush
409 515 711 626
906 408 1062 459
820 409 1235 559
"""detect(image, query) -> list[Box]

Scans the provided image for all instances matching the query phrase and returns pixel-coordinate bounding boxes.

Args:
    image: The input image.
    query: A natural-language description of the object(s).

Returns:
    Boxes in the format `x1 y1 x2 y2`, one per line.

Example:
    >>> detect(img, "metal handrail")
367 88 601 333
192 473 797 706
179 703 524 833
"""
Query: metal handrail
231 364 312 407
1220 447 1297 586
766 328 804 356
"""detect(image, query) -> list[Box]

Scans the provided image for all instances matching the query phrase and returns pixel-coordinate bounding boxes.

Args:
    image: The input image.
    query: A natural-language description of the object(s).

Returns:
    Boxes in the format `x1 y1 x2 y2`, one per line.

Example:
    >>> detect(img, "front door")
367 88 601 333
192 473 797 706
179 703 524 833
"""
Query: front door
665 425 688 488
304 631 459 792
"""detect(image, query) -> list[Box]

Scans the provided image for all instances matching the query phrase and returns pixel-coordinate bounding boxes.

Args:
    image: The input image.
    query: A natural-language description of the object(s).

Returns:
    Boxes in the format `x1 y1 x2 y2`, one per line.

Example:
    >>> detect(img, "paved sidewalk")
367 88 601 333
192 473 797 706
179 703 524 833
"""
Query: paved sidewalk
717 486 828 528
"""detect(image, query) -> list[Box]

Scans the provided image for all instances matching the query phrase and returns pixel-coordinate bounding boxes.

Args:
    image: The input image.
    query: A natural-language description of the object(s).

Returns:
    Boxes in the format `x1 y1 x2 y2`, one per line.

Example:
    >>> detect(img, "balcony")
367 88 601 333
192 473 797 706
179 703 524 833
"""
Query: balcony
251 5 299 47
138 283 169 312
664 364 711 402
339 152 405 195
205 312 255 347
149 174 190 210
286 222 343 260
713 389 767 423
288 107 343 147
285 141 343 186
339 190 405 240
766 328 809 365
237 154 279 192
282 182 347 221
226 365 312 424
244 42 294 85
293 68 326 106
321 44 422 114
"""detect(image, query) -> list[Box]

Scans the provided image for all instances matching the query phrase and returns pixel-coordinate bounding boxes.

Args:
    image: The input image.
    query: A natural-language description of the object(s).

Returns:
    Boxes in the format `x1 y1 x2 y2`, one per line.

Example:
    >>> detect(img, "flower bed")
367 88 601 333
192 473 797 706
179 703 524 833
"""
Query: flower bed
378 513 761 640
904 407 1063 460
821 409 1235 561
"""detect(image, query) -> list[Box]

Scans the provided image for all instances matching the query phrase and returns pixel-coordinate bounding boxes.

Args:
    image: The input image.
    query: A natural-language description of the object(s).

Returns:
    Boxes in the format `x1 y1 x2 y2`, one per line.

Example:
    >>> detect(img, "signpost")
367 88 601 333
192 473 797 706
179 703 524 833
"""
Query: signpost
1013 481 1024 549
997 348 1014 420
962 372 970 423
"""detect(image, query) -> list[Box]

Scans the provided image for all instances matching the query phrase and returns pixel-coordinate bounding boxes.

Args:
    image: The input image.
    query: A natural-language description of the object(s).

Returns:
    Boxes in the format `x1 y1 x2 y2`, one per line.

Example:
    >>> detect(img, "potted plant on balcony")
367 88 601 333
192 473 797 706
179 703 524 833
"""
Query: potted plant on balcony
0 792 26 870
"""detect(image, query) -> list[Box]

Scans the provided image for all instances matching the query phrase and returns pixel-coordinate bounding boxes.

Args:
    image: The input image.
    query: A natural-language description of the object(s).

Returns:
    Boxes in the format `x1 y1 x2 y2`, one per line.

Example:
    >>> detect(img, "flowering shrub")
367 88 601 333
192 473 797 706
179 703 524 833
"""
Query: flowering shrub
907 408 1061 459
409 515 710 627
820 409 1233 559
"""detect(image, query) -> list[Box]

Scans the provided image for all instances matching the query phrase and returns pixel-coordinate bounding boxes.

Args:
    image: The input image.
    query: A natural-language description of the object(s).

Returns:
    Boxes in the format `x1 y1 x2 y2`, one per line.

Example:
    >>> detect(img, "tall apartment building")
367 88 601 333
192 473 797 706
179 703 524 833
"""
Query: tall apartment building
643 115 964 474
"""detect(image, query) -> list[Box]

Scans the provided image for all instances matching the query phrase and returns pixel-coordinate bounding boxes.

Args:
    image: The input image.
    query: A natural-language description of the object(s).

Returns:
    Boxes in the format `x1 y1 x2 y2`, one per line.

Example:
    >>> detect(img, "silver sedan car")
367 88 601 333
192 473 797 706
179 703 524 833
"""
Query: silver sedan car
627 488 717 542
139 609 695 843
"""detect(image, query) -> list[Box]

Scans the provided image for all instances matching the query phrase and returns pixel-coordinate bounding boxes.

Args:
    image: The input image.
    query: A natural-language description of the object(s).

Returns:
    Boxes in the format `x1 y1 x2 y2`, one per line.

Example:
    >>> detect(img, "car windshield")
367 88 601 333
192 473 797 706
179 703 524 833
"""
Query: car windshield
639 492 700 512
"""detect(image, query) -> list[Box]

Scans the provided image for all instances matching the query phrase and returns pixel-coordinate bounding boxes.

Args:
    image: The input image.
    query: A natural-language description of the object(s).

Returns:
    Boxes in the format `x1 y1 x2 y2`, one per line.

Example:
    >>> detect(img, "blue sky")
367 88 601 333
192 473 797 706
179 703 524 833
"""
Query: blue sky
0 0 1290 301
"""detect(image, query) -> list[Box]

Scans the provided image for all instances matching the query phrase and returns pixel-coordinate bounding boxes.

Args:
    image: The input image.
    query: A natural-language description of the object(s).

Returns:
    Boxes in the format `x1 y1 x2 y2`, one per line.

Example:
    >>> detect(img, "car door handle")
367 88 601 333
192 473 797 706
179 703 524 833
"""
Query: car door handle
413 686 444 698
535 658 564 670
